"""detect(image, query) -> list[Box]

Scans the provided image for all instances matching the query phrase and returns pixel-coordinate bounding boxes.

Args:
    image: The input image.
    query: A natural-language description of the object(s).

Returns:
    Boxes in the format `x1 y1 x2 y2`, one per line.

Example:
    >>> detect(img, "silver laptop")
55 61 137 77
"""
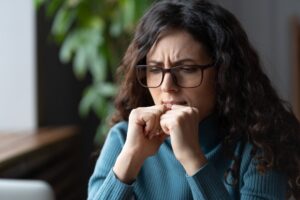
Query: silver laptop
0 179 55 200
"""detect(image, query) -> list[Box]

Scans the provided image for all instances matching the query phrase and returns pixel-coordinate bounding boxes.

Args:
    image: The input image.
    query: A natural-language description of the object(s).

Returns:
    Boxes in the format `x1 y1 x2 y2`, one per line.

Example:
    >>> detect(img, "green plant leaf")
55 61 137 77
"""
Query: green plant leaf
109 9 123 37
96 82 118 97
46 0 64 17
66 0 82 8
93 95 107 119
60 27 103 79
51 7 76 38
87 16 105 31
74 46 88 80
37 0 153 144
121 0 135 30
79 86 97 117
90 53 107 82
59 30 79 63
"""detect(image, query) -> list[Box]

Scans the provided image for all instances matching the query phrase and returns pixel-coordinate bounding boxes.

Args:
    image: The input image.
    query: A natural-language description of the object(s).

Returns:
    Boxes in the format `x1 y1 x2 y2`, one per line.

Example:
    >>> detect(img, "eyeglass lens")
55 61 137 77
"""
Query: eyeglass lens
136 66 204 88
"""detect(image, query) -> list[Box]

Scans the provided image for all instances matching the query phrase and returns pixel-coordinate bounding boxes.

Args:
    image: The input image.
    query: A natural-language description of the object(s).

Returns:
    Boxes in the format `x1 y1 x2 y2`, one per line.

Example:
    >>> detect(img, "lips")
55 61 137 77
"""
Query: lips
161 101 187 109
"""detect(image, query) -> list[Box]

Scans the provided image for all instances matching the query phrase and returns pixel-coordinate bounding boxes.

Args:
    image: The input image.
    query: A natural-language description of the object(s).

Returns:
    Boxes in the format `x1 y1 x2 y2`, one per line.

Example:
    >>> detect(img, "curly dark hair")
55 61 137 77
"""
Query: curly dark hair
111 0 300 198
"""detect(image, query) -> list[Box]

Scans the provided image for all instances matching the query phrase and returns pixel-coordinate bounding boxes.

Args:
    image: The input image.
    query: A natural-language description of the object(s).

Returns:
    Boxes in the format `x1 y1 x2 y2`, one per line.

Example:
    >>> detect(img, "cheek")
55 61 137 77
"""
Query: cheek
149 89 160 104
190 85 216 112
196 70 216 112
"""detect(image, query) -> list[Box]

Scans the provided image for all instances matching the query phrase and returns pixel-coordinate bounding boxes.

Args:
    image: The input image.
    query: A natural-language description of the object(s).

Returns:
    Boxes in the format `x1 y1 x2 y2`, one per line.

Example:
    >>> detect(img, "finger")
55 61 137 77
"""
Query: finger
140 112 158 135
157 104 169 113
148 104 167 114
160 117 170 135
135 105 168 137
146 105 167 136
169 104 186 110
149 130 168 141
144 112 163 136
166 105 200 121
152 113 162 135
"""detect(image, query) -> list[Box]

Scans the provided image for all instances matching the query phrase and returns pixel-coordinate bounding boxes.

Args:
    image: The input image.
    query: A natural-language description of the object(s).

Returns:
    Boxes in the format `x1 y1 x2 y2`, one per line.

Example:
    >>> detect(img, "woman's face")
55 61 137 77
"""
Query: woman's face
146 29 216 121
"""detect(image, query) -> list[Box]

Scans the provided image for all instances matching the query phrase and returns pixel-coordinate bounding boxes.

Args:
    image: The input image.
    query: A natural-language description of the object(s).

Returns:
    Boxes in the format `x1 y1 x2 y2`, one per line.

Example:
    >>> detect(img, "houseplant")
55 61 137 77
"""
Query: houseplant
35 0 152 144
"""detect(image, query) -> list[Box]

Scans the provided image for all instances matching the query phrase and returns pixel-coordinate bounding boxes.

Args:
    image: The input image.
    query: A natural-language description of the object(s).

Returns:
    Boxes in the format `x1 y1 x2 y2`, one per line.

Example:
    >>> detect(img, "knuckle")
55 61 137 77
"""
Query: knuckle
130 108 138 116
156 110 163 116
129 107 142 119
187 107 194 113
192 107 199 114
181 107 192 116
176 114 185 123
185 107 198 116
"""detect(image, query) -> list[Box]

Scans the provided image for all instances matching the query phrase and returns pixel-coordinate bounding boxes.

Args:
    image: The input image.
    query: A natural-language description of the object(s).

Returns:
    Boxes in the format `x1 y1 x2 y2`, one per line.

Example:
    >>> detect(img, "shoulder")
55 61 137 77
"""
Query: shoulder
110 121 128 134
238 141 286 179
237 142 287 199
238 142 254 170
97 121 129 157
106 121 129 144
229 141 254 174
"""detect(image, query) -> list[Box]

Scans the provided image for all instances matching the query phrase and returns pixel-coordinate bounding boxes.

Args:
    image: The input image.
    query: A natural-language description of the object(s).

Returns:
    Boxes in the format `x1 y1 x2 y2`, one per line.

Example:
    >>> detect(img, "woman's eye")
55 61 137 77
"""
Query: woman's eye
179 66 198 73
147 66 161 73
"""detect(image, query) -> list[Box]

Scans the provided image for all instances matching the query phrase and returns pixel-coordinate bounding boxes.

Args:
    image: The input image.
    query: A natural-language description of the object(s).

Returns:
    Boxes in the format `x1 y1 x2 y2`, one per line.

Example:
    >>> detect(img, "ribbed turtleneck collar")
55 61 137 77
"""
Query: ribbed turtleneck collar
198 113 222 154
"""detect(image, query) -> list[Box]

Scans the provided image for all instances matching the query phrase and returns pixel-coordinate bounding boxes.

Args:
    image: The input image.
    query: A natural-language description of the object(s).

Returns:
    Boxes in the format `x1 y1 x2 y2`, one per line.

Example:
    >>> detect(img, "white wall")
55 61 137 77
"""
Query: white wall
218 0 300 103
0 1 36 131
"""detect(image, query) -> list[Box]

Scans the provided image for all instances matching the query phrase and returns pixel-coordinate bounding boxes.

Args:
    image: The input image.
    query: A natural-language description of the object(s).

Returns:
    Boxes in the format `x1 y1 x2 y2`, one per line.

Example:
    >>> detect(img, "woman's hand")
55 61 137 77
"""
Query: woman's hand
123 105 168 158
160 105 207 175
113 105 167 183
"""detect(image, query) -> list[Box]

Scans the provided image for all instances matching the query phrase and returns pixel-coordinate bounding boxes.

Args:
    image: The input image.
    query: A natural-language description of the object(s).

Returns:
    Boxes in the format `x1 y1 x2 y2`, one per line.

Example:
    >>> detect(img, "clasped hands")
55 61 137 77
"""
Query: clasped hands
122 104 207 175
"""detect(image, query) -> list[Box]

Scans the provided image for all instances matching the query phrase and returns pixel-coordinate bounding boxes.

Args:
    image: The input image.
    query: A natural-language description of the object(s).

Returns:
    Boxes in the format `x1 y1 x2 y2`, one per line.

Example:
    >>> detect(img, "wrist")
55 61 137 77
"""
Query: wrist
113 148 145 184
179 150 208 176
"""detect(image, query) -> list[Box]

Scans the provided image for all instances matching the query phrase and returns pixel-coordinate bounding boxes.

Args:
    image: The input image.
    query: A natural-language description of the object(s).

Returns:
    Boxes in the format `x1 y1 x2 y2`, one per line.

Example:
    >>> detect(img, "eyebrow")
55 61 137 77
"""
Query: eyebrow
147 58 197 66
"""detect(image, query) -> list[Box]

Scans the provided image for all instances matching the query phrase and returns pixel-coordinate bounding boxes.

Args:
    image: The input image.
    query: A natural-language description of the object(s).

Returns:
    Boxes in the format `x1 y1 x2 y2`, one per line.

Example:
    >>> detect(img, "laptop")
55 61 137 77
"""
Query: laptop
0 179 55 200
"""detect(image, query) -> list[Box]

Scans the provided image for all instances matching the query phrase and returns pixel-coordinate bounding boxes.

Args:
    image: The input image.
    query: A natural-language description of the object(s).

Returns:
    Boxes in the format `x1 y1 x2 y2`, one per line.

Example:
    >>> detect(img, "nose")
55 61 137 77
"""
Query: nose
160 72 178 92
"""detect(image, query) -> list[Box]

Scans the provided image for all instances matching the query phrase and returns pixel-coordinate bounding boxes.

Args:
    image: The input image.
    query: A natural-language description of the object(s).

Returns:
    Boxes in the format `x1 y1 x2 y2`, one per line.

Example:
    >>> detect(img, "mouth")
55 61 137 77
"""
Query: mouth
161 101 187 109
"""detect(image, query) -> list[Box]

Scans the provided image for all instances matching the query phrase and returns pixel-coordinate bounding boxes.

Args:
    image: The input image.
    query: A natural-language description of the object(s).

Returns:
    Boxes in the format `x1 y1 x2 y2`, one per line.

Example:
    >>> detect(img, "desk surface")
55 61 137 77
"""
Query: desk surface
0 126 79 169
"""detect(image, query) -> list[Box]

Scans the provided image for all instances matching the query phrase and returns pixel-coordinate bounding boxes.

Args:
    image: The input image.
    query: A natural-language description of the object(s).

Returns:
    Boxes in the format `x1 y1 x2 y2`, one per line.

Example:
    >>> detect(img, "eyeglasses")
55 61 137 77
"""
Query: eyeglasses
136 63 214 88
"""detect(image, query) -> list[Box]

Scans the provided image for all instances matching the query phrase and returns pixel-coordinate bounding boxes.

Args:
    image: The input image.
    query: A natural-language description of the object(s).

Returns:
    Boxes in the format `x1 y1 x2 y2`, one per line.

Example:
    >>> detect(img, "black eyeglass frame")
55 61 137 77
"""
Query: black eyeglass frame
135 63 215 88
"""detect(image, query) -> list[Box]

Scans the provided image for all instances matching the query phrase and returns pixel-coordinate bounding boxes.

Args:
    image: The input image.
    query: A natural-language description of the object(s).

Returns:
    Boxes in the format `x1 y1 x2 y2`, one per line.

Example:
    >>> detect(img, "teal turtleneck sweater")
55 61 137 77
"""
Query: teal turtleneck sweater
88 115 286 200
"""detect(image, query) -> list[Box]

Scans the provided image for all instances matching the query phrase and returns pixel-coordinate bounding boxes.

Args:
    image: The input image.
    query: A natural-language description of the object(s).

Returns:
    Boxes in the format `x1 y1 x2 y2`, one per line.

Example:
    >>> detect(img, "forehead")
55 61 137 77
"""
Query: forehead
146 29 209 62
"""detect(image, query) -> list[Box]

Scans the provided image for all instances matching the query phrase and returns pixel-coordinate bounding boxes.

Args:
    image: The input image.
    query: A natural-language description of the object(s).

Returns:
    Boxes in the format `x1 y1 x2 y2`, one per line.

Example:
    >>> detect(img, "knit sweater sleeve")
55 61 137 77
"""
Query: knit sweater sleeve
87 122 135 200
186 143 287 200
186 162 232 200
239 143 287 200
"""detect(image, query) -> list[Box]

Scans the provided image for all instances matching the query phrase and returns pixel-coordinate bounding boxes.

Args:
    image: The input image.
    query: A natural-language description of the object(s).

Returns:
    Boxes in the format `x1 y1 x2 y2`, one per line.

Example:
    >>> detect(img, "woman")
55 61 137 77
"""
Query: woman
88 0 300 199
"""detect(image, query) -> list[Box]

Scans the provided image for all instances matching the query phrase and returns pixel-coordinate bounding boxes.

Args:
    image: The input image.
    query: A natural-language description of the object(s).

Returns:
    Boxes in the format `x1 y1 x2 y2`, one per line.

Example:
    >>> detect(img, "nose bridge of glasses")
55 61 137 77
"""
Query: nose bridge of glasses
162 68 173 82
161 67 172 73
160 67 178 87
